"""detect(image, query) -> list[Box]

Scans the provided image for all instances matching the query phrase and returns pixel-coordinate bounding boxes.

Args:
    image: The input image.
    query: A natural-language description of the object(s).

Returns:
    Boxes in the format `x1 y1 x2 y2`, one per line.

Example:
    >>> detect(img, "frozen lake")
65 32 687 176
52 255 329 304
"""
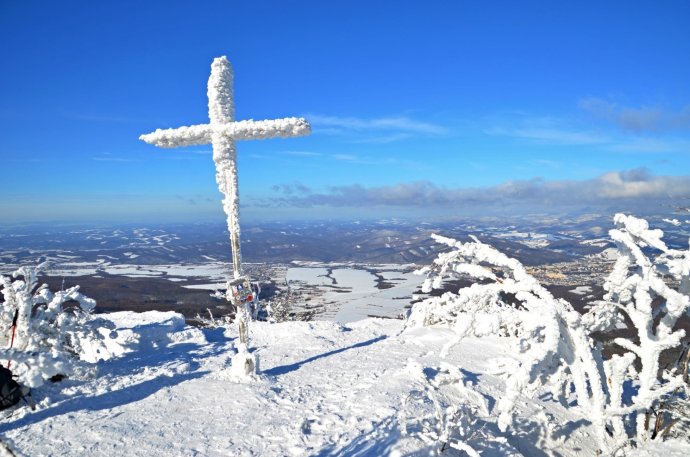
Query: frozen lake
0 256 420 323
286 264 420 323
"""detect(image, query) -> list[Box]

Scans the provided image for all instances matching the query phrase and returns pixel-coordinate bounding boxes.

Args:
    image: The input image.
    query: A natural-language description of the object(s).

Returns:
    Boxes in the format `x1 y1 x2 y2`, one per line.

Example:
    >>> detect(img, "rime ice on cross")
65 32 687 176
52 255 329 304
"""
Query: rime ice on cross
141 56 309 280
140 56 310 353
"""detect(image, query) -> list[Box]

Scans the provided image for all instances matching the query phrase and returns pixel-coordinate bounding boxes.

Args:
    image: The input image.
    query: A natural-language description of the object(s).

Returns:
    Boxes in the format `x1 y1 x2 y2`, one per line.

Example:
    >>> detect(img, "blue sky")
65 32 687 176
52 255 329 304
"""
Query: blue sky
1 0 689 223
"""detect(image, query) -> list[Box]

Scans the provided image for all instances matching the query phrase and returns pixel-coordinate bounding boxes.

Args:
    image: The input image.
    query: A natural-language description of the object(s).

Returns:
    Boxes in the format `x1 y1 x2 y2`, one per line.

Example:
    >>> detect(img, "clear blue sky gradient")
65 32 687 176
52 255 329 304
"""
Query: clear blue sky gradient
1 0 689 222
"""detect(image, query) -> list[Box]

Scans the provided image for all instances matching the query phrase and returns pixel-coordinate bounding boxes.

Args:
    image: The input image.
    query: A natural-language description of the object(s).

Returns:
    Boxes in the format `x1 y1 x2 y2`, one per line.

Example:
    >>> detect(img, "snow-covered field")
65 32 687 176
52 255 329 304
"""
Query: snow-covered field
568 285 592 295
286 265 419 322
1 311 686 456
487 230 553 248
44 261 233 282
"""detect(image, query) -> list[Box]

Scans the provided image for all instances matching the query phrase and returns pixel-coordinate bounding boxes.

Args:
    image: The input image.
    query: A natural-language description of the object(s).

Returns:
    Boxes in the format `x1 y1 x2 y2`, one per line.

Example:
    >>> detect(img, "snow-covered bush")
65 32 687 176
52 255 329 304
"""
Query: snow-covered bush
407 214 690 452
193 308 233 328
0 264 114 387
266 279 293 323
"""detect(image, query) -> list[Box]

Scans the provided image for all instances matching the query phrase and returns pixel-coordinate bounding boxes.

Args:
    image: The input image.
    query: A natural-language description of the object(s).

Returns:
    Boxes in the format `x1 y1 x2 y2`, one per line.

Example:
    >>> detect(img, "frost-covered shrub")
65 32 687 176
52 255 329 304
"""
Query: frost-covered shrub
0 264 114 387
193 308 233 328
597 214 690 441
407 214 690 452
266 279 293 323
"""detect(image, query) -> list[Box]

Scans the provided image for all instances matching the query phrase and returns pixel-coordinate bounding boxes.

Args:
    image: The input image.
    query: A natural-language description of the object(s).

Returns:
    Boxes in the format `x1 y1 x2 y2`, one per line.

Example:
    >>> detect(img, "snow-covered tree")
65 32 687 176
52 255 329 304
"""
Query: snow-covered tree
266 279 293 323
597 214 690 441
0 264 114 387
407 214 690 452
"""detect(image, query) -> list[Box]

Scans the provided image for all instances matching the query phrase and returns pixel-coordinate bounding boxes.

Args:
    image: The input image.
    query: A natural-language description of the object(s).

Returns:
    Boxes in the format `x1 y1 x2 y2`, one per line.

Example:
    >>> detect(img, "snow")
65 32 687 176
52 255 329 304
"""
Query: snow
490 230 552 248
569 285 592 295
286 266 419 322
663 218 682 227
101 262 230 281
0 312 615 456
48 261 100 277
629 440 690 456
330 268 377 321
581 238 610 248
286 267 332 286
598 247 620 260
182 282 227 290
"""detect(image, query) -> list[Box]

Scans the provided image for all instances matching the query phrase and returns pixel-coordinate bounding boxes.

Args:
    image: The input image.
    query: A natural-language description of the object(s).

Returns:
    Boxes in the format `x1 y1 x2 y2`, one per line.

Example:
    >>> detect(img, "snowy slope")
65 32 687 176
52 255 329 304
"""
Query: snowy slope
0 312 687 456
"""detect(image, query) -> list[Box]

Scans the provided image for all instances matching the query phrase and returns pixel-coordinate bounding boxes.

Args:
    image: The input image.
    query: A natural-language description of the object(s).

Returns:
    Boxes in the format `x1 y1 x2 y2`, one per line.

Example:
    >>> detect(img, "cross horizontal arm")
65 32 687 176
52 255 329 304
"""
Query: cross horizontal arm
139 117 311 149
139 125 212 148
221 117 311 141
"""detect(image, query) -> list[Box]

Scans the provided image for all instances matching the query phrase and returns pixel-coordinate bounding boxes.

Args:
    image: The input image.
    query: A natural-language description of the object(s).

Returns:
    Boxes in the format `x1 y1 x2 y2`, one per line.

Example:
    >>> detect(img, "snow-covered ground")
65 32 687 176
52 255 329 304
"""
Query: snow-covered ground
487 230 553 248
2 311 687 456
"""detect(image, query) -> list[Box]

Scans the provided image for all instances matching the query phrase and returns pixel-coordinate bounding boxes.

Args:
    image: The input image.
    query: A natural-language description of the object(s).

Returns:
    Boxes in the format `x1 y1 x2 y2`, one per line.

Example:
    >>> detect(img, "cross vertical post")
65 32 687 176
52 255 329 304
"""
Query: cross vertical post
207 58 243 280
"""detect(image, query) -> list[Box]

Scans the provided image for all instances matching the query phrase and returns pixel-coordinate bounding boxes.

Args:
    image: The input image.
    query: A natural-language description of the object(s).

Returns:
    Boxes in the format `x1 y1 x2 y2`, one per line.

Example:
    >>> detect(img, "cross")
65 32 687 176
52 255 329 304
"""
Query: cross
140 56 310 348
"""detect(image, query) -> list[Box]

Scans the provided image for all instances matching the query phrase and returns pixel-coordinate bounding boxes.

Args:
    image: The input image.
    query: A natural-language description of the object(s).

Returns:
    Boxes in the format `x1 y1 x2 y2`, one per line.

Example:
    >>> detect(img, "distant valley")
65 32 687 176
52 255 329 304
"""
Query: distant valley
1 214 688 322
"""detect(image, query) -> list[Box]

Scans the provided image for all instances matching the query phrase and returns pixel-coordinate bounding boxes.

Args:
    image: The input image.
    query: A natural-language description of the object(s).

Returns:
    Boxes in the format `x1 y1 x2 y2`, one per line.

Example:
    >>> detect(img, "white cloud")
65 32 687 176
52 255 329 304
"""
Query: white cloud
71 113 151 123
486 126 607 145
350 133 413 144
260 169 690 214
273 149 427 169
280 150 323 157
605 137 690 153
486 106 690 153
331 153 359 162
308 114 448 141
579 98 690 133
92 153 140 162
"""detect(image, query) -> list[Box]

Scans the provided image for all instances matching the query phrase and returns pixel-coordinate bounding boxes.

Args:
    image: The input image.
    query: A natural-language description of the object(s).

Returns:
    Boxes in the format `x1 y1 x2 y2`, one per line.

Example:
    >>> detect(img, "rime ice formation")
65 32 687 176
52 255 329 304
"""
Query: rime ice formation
140 118 311 148
0 264 114 387
140 57 310 373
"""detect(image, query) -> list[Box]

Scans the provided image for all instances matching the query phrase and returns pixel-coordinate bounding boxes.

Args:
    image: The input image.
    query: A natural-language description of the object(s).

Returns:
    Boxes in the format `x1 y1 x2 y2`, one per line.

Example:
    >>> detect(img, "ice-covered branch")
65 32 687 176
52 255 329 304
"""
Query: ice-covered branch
603 213 690 440
408 213 690 450
408 234 608 435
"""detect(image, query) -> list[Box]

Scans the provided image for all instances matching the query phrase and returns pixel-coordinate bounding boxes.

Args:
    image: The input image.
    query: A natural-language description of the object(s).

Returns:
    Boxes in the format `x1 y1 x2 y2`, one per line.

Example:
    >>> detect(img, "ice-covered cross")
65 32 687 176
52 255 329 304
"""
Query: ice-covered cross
140 56 310 282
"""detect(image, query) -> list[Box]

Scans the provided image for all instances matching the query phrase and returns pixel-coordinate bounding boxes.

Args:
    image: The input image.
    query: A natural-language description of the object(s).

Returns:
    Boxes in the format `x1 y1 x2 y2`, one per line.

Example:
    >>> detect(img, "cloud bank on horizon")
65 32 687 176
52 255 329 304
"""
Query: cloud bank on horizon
255 168 690 217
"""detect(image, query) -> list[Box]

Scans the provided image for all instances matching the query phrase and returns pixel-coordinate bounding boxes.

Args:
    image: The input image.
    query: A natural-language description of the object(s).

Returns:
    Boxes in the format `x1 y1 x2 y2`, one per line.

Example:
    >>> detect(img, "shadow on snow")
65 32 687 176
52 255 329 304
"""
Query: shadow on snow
0 327 232 434
0 371 206 434
264 335 388 377
314 415 400 457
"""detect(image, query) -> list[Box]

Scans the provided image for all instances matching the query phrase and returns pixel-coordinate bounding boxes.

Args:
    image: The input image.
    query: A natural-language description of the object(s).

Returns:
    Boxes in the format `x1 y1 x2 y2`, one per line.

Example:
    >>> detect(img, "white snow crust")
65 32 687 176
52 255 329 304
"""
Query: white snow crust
0 312 616 456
